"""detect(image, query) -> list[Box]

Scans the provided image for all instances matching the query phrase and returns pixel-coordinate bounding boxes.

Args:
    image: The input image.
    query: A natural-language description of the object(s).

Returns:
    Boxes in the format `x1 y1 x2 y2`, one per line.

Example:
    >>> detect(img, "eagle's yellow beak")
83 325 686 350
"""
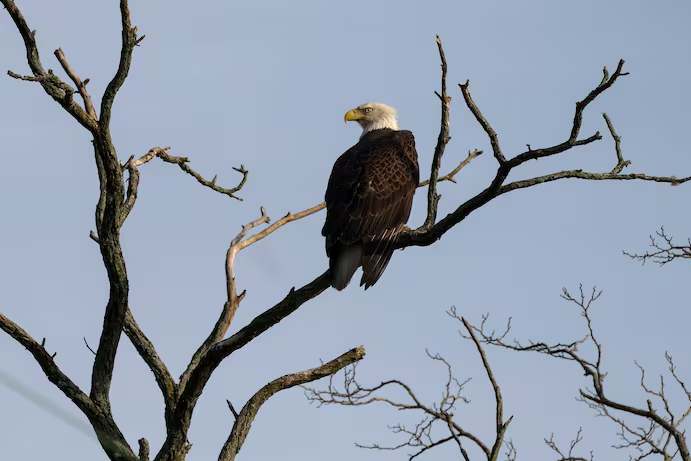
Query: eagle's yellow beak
344 109 363 123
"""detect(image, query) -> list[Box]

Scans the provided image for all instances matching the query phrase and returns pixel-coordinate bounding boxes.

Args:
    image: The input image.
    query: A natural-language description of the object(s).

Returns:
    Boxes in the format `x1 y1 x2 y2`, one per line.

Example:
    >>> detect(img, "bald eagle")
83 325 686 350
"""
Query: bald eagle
322 102 420 291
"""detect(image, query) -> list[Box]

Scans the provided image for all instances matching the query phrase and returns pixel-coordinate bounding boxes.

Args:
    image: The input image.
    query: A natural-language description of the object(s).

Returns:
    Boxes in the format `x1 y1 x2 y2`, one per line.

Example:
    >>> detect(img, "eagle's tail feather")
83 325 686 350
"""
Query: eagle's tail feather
360 227 400 290
360 246 395 290
330 244 363 291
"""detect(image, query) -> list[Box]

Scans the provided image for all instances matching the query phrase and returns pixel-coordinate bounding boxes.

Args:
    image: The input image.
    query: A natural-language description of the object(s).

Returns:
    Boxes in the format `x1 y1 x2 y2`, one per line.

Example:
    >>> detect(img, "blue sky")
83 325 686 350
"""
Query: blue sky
1 0 690 459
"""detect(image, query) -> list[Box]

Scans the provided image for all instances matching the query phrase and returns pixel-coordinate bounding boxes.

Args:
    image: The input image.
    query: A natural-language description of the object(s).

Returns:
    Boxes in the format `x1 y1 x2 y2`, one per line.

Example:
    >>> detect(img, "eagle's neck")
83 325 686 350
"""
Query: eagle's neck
359 116 399 139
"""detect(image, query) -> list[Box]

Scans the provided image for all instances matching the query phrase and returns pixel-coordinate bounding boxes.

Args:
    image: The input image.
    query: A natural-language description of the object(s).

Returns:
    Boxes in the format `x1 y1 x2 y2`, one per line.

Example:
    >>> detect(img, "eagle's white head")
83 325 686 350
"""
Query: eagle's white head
344 102 399 138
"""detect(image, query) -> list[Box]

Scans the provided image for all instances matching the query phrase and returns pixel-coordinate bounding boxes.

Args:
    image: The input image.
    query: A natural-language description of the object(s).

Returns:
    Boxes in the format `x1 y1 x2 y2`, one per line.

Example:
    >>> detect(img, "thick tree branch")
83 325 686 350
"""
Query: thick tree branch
99 0 141 130
0 313 96 418
88 0 136 413
219 346 366 461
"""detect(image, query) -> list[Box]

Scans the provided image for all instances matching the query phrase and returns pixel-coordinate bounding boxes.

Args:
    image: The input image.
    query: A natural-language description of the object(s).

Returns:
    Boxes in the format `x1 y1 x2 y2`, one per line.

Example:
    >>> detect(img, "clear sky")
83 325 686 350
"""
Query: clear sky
1 0 690 460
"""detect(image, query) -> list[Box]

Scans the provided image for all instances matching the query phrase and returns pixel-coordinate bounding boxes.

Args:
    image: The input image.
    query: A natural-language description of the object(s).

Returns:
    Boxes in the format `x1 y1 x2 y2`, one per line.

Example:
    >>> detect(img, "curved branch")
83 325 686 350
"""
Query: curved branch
219 346 366 461
157 151 249 201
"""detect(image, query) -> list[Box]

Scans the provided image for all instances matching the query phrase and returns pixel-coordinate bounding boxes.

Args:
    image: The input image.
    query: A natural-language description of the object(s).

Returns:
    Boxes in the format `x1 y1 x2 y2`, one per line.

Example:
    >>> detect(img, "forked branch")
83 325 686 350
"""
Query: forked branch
472 285 691 461
623 227 691 265
303 316 512 460
398 60 688 250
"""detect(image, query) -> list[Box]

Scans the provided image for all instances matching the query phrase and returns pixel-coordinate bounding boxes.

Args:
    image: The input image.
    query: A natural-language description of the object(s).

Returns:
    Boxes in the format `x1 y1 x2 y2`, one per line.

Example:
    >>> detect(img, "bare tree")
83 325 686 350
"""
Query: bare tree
0 2 688 461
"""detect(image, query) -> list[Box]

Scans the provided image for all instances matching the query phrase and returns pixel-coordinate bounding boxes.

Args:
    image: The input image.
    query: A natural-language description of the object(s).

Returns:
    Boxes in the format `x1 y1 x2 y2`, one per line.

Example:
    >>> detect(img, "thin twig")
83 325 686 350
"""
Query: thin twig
418 149 483 187
226 400 239 419
83 337 97 355
623 227 691 265
459 79 505 164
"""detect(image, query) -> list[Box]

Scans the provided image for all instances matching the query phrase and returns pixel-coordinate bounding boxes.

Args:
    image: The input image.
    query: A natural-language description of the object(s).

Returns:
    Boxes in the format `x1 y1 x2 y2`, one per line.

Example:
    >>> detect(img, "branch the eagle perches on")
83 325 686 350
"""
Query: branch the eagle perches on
0 1 688 460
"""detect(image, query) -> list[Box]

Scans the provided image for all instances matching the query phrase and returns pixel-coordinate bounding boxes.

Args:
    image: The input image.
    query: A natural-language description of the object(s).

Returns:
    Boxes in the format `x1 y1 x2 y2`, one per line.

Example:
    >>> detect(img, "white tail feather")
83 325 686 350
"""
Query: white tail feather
331 245 363 291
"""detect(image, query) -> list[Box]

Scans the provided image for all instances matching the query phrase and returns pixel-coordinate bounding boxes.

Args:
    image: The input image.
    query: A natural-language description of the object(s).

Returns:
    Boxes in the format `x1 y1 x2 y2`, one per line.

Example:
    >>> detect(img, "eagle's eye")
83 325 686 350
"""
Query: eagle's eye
364 107 373 113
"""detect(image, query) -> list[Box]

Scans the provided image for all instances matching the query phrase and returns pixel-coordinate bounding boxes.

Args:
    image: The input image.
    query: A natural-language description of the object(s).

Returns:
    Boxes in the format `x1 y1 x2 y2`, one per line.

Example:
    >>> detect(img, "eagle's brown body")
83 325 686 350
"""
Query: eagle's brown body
322 128 419 290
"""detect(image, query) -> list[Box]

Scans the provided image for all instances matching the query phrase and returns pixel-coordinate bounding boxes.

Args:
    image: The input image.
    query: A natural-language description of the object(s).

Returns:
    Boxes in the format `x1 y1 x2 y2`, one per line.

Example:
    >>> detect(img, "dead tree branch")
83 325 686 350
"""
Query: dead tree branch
0 312 138 461
304 319 512 461
396 60 688 250
219 346 366 461
623 227 691 265
420 35 453 230
471 285 691 461
2 0 98 132
544 428 593 461
460 316 513 461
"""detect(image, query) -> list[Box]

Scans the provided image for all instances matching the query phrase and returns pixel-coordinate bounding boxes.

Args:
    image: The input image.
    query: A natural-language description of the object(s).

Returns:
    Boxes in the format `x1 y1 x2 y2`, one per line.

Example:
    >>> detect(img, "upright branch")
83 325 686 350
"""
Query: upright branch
419 35 453 230
471 285 691 461
88 0 137 414
456 313 513 461
544 428 593 461
623 227 691 265
304 316 512 461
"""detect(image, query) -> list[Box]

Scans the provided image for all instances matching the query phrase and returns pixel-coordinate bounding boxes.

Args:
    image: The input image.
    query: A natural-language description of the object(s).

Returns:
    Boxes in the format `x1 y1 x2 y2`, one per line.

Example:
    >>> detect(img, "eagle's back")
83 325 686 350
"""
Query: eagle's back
323 128 419 290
